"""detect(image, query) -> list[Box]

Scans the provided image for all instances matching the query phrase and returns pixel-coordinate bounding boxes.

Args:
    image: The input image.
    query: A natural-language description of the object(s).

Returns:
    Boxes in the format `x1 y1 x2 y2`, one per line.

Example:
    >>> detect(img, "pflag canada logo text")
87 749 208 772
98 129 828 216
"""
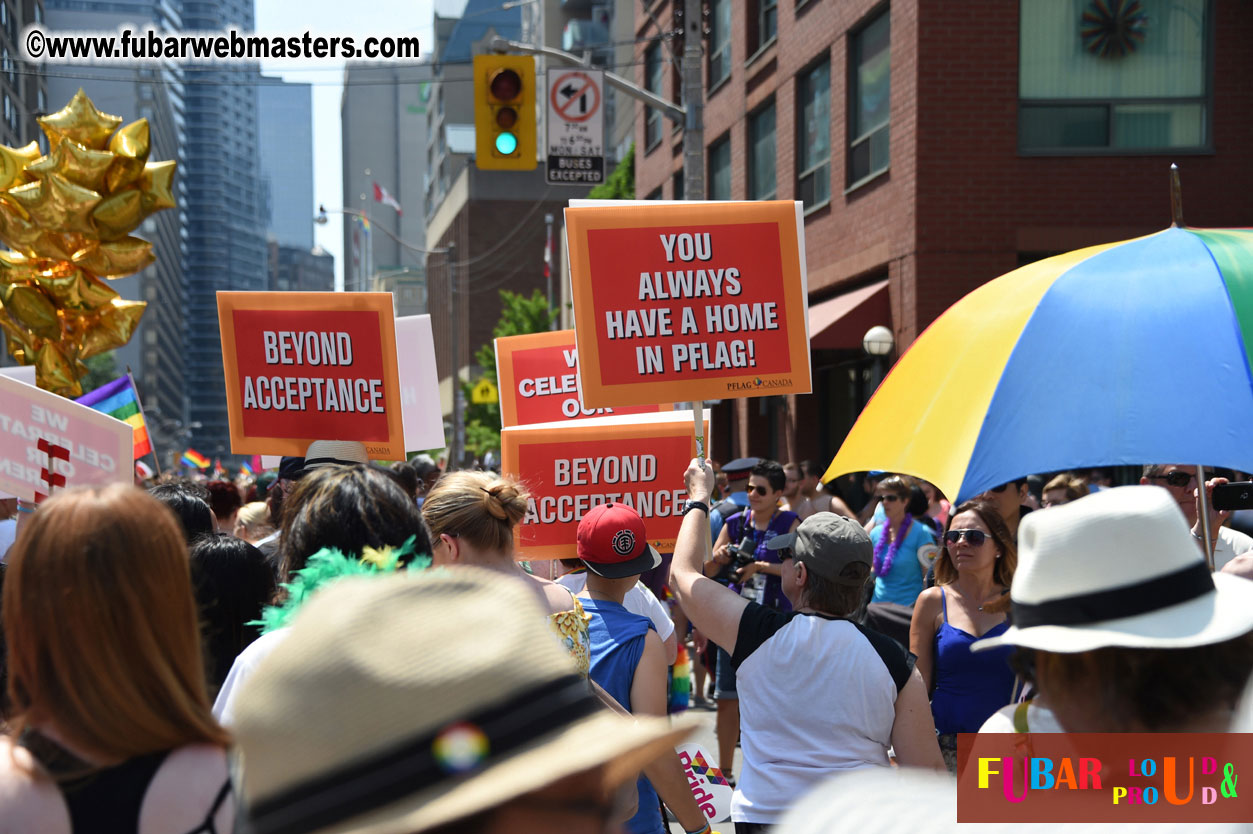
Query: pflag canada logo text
957 733 1250 823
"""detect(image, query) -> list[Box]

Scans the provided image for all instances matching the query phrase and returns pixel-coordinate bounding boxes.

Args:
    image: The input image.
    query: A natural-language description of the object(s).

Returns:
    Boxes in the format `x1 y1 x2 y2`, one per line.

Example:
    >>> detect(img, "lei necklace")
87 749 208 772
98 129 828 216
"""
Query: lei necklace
873 513 913 577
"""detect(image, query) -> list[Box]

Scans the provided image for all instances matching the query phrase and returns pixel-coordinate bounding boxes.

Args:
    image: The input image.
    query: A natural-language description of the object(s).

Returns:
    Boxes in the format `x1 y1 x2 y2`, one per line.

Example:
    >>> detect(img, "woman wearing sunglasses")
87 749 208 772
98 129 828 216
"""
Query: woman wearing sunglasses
908 500 1018 771
868 475 938 607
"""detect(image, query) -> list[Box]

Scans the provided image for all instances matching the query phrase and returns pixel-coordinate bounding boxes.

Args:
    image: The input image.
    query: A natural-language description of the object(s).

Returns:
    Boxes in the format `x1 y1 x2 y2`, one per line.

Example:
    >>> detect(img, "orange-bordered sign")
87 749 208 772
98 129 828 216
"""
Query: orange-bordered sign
565 200 811 408
501 410 709 560
495 329 672 428
217 292 404 459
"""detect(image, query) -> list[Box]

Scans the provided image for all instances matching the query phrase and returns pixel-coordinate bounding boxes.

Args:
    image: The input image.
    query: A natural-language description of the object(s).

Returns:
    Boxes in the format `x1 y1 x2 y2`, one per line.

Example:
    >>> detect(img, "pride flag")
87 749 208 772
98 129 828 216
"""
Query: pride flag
76 374 151 459
240 460 254 477
182 448 210 469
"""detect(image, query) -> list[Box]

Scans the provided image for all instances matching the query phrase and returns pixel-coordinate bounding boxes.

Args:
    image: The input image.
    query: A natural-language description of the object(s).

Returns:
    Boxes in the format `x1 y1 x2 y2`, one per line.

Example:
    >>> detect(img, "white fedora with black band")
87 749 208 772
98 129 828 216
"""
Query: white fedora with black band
231 569 693 834
972 485 1253 655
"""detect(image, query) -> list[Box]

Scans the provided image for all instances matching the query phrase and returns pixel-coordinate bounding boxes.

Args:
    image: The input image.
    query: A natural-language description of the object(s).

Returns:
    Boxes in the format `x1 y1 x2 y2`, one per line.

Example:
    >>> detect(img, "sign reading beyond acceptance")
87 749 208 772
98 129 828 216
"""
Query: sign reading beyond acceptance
0 374 133 502
501 410 708 560
495 330 672 427
217 292 404 459
566 200 811 408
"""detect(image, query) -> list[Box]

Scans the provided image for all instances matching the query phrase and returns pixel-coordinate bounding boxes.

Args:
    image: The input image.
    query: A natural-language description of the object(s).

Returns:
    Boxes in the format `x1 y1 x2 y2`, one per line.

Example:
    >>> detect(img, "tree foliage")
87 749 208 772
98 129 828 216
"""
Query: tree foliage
587 142 635 200
462 289 557 459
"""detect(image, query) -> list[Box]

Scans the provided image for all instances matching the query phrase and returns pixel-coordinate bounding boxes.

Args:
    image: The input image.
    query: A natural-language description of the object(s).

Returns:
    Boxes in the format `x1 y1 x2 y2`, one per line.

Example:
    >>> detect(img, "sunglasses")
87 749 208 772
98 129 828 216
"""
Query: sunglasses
877 494 905 503
1151 471 1195 489
945 529 988 546
987 483 1010 494
749 485 771 496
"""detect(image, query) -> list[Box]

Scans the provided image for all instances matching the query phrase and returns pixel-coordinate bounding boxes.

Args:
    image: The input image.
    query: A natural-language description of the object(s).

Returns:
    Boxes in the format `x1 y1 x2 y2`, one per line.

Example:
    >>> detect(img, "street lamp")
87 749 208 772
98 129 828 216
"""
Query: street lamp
862 325 894 357
863 325 894 398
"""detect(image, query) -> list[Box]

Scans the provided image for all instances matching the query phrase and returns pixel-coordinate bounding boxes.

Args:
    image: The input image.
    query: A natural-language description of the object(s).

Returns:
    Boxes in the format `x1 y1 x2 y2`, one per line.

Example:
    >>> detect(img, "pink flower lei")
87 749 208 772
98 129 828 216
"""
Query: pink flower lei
873 513 913 577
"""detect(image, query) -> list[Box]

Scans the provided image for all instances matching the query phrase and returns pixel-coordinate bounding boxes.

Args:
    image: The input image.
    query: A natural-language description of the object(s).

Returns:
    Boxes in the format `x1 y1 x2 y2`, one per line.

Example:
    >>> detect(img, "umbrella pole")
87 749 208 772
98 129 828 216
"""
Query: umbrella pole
1196 463 1215 571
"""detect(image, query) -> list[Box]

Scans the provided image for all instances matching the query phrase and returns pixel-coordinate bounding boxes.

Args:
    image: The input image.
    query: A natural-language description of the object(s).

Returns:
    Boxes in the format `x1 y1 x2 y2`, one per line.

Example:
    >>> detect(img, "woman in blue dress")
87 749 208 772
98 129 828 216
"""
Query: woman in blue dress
909 499 1018 771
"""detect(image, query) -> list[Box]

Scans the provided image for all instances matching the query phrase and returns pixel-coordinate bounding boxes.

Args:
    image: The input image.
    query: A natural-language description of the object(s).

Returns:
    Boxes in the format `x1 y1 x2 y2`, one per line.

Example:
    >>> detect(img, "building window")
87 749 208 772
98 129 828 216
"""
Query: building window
848 9 890 186
644 43 663 150
751 0 778 54
748 100 776 200
672 170 684 200
708 0 731 89
798 59 831 209
708 134 731 200
1019 0 1209 152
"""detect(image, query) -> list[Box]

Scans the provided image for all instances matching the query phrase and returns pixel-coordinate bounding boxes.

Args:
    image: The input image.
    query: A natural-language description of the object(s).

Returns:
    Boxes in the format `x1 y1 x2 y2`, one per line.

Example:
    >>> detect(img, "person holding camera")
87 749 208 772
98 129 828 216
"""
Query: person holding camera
703 460 799 783
674 458 945 832
1140 464 1253 570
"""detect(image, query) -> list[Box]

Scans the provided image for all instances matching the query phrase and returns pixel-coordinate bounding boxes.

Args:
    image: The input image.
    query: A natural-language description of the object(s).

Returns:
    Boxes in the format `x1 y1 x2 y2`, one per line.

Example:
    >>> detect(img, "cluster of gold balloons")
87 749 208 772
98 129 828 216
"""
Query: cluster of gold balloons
0 89 176 397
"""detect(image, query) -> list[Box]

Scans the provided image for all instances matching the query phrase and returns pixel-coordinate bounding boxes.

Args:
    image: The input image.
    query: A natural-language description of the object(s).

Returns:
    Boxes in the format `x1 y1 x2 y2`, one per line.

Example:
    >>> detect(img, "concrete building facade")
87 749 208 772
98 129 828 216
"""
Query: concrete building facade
340 61 431 293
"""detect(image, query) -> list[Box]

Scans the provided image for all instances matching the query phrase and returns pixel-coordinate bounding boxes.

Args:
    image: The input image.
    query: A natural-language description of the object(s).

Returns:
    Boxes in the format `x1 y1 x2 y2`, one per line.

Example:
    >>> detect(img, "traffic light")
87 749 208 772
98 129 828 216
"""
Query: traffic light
474 54 537 171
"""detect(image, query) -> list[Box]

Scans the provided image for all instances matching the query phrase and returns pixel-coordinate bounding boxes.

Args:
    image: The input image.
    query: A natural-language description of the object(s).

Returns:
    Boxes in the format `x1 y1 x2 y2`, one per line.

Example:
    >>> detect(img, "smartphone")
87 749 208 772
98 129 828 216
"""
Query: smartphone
1212 481 1253 512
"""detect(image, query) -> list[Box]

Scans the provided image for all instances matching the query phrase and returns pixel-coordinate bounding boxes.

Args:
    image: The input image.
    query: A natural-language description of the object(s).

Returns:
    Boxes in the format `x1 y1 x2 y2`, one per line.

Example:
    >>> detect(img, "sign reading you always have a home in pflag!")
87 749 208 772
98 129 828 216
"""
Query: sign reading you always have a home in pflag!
565 200 812 408
217 292 405 459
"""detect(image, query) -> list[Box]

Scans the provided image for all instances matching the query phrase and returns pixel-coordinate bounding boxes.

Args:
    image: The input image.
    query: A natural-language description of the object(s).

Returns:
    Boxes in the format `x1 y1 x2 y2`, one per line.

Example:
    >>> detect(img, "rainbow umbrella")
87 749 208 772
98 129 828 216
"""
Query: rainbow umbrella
825 226 1253 504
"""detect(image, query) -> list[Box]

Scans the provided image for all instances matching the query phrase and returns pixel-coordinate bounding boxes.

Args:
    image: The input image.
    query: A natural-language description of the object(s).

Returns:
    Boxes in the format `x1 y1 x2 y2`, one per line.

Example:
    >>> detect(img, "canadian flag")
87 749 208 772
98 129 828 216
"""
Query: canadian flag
373 182 403 216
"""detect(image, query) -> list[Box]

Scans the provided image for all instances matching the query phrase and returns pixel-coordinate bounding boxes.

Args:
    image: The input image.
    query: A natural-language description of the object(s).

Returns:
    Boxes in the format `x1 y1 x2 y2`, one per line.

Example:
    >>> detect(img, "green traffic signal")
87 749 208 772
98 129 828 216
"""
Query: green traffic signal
495 132 519 154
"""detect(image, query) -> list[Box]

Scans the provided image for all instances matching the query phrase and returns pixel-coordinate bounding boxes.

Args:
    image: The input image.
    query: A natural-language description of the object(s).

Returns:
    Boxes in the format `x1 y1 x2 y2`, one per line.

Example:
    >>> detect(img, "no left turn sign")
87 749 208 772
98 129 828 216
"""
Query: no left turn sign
547 68 605 185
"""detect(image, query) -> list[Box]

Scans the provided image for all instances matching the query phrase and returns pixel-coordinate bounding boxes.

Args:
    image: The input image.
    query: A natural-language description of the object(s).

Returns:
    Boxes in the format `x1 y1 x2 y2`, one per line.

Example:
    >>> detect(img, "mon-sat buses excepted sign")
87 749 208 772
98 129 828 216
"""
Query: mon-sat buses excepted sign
495 329 672 428
502 410 709 560
565 200 811 408
217 292 404 459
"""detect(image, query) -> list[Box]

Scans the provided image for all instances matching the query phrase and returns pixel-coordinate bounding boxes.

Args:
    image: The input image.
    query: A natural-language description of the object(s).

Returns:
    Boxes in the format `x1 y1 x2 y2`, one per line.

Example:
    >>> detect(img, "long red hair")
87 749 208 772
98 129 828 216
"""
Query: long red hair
4 485 228 759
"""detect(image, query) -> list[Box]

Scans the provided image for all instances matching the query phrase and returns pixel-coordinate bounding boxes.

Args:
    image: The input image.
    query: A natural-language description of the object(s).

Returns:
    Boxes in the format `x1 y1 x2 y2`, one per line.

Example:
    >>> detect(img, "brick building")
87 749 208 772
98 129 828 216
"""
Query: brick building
634 0 1253 469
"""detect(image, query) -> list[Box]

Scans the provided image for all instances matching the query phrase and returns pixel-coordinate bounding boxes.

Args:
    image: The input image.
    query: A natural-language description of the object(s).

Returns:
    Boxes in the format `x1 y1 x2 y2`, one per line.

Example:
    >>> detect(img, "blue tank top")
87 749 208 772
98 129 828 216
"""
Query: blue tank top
581 597 665 834
929 588 1016 734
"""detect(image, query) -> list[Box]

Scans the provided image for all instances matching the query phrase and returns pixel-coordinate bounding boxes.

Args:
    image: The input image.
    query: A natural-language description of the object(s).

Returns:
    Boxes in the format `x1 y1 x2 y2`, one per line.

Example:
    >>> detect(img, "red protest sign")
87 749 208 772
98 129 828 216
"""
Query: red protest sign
501 411 708 560
495 330 672 427
565 201 811 407
217 292 404 459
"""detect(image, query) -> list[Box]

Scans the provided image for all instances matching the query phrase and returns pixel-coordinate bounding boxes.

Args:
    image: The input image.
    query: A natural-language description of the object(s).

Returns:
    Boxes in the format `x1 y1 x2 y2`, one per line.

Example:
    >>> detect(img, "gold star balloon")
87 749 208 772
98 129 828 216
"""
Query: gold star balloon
27 138 116 192
0 90 176 395
106 119 149 192
0 142 41 190
38 89 123 150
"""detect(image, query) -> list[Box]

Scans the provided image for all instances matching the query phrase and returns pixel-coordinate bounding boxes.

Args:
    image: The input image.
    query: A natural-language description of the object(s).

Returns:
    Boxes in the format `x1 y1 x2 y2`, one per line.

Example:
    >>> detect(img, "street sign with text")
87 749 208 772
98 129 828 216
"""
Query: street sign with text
546 68 604 186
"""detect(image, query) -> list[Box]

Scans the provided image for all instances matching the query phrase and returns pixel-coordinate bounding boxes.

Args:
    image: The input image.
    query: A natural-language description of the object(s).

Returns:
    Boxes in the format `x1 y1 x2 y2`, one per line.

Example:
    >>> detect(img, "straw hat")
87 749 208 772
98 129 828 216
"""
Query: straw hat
302 440 369 474
973 485 1253 654
232 568 692 834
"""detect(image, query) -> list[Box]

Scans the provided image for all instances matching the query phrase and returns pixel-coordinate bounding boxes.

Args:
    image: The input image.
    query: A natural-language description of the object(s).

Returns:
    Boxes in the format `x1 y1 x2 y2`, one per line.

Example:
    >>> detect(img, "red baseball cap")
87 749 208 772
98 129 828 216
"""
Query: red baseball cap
576 503 661 578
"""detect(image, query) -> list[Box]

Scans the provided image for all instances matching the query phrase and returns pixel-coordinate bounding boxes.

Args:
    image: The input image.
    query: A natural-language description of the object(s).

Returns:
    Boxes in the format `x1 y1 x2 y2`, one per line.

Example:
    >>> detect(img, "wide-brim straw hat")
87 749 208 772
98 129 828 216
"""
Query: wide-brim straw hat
973 485 1253 654
232 569 693 834
301 440 370 474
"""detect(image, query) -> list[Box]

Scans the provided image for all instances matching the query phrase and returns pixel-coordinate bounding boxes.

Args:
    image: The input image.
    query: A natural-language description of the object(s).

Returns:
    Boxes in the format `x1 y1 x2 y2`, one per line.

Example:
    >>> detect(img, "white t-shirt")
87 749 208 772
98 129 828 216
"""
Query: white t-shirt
978 701 1065 734
729 605 914 825
212 628 290 726
555 573 675 642
1213 526 1253 572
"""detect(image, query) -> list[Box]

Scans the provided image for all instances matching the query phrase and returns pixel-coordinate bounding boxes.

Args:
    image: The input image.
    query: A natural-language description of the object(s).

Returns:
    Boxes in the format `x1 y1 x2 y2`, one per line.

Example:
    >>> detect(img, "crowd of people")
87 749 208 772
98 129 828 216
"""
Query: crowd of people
1 443 1252 833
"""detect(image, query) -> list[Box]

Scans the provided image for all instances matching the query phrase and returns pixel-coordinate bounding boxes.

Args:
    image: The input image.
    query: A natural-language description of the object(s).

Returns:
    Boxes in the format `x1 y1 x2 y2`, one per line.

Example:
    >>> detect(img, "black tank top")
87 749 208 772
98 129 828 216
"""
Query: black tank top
20 730 231 834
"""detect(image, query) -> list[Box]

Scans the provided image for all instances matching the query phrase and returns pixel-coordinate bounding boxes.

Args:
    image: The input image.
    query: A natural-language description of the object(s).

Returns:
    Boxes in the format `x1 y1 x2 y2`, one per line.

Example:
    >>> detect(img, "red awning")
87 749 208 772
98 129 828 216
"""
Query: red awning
808 279 890 350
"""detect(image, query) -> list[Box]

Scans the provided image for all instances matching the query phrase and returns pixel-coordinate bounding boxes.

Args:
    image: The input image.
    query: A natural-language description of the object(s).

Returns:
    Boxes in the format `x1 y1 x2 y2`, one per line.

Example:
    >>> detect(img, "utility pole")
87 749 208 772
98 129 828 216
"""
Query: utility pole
544 212 555 327
447 241 464 468
682 0 704 201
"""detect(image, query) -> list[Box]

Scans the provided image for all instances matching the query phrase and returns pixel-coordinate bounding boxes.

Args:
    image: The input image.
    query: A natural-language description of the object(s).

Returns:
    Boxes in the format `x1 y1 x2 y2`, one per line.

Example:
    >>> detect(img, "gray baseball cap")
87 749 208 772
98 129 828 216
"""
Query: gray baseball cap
766 512 873 586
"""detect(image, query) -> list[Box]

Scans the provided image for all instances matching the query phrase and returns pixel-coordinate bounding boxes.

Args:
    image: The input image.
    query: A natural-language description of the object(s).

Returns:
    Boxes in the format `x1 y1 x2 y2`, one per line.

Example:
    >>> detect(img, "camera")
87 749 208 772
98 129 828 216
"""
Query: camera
733 535 757 568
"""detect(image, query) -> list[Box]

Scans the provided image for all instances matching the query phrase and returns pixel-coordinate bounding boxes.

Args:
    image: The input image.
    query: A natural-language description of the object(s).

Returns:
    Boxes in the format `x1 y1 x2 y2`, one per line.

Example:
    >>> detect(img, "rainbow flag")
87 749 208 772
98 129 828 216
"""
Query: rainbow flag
182 448 210 469
76 374 151 459
240 460 254 477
